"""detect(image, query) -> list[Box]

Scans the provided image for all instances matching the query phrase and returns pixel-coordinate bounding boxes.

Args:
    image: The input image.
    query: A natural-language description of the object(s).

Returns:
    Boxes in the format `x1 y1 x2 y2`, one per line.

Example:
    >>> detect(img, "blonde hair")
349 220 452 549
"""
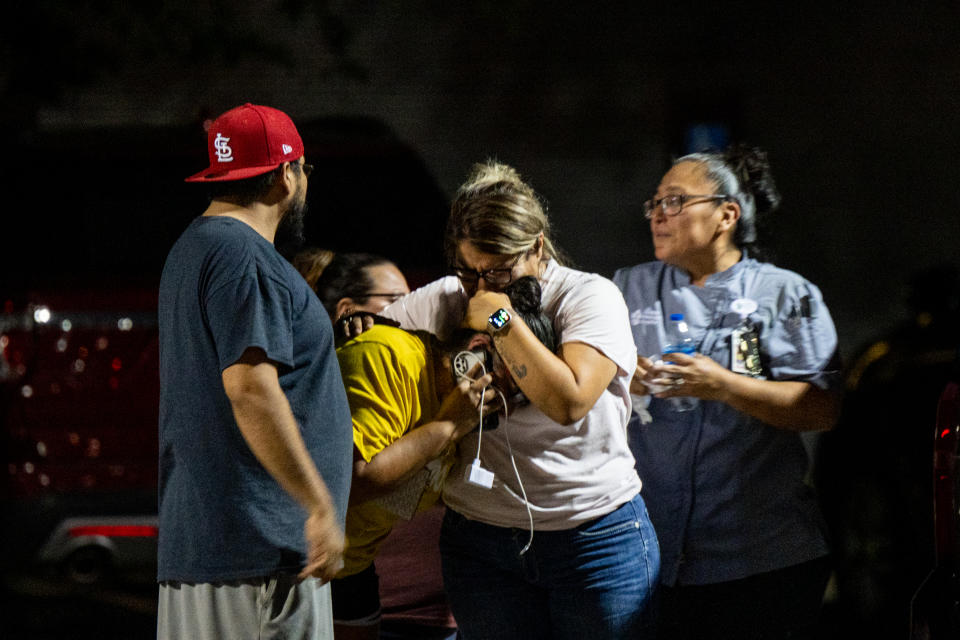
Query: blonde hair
444 160 564 266
291 247 335 290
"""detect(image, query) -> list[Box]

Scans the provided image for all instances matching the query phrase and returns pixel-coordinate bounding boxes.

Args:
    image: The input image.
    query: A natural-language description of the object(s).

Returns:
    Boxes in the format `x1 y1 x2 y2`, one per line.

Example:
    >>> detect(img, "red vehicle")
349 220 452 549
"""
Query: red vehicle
1 287 161 583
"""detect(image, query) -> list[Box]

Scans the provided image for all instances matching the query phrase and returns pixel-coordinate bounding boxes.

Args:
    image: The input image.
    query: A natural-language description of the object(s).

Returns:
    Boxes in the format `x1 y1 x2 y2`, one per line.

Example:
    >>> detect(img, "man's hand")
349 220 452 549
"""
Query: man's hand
299 508 345 583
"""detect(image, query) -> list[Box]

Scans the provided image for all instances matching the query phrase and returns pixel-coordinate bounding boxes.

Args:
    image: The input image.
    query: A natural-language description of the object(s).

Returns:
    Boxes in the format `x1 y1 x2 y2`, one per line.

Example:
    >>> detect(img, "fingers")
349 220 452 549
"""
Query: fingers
302 510 344 583
479 385 501 416
346 316 365 337
629 373 650 396
458 366 492 392
337 312 376 338
661 351 696 364
339 316 362 338
298 554 344 583
465 360 485 379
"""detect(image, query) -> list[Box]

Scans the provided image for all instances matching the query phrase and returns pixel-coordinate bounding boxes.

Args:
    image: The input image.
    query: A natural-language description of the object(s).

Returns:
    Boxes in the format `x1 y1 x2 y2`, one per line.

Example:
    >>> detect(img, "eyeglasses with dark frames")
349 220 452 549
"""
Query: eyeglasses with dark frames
302 163 314 177
643 194 731 219
450 253 524 286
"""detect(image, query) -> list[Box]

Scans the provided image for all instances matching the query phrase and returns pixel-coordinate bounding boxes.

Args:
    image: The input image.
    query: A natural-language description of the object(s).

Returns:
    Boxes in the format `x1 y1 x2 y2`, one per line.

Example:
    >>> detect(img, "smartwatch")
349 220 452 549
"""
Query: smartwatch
487 308 512 333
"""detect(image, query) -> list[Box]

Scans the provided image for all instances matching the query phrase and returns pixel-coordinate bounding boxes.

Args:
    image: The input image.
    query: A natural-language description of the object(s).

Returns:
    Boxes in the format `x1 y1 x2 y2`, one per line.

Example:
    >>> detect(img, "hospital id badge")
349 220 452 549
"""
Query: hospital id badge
731 325 764 378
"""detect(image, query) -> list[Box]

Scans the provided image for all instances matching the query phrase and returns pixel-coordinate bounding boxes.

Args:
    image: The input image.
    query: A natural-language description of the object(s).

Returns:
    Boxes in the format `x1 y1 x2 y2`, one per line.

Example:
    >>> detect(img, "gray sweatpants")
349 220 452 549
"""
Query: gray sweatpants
157 575 333 640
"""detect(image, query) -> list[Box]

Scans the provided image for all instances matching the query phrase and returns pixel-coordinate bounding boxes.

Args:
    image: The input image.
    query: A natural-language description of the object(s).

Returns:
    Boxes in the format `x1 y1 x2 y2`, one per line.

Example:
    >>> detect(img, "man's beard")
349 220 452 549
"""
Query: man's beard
275 187 307 257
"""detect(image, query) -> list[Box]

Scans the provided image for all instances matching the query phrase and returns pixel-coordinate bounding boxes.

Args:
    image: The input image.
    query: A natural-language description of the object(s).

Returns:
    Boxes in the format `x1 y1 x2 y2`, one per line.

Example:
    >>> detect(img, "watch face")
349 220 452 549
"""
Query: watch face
489 308 511 330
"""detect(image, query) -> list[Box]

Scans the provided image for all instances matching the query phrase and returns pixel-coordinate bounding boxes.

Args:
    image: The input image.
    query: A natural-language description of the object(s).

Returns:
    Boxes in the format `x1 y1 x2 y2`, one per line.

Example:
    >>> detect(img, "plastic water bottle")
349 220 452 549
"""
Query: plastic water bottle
663 313 698 412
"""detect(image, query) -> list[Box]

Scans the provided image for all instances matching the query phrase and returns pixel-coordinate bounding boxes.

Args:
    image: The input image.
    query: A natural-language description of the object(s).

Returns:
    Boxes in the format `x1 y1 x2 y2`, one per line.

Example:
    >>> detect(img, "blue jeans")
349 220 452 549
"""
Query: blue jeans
439 493 660 640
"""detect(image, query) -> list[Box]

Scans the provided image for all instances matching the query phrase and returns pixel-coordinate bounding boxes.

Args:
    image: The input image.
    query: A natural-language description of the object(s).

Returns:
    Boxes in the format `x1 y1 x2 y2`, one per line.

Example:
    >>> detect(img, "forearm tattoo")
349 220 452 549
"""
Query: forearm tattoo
512 364 528 379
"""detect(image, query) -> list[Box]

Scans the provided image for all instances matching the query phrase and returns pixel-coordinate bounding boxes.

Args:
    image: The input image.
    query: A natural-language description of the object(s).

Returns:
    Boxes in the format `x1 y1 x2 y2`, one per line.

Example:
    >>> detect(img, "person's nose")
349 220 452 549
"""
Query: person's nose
649 207 670 227
649 203 667 222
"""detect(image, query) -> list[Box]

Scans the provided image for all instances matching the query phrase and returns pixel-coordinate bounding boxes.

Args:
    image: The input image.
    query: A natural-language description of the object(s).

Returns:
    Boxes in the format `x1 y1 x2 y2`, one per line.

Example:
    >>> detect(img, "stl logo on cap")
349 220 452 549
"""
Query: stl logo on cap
214 133 234 163
185 103 304 182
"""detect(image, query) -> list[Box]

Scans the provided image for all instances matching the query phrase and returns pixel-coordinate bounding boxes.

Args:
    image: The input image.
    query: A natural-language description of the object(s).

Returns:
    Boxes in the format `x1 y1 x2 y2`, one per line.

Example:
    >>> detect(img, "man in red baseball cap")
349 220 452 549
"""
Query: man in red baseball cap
184 102 312 248
157 104 353 640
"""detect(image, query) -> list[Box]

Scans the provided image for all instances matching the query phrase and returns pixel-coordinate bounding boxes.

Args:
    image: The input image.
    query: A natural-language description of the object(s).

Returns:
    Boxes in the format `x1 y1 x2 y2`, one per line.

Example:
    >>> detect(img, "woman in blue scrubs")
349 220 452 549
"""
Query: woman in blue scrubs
613 145 841 639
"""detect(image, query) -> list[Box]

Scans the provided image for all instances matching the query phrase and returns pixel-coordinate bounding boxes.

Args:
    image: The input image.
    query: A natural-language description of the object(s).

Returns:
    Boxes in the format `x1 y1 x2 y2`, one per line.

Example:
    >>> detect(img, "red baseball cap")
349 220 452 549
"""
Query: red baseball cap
185 103 305 182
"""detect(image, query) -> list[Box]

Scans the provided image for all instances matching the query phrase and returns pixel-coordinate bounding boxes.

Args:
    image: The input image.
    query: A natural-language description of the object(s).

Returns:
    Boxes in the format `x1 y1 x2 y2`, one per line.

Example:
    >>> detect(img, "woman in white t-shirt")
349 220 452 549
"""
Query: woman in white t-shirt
382 161 660 639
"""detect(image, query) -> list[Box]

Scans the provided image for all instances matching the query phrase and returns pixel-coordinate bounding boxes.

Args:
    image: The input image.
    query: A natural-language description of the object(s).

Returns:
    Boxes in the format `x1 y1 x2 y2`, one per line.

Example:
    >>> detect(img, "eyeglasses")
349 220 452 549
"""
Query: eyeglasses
450 253 524 286
302 163 314 177
643 194 731 219
363 292 405 304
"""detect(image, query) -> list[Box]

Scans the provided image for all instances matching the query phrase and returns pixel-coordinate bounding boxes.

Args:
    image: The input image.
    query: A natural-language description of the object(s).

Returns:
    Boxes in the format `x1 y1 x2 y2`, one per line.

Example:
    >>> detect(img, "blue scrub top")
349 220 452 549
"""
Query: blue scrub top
613 257 840 585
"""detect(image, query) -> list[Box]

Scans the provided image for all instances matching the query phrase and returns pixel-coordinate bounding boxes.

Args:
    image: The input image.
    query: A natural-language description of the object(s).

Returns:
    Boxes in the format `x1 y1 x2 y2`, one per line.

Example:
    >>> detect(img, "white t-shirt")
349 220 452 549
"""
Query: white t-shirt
382 260 642 530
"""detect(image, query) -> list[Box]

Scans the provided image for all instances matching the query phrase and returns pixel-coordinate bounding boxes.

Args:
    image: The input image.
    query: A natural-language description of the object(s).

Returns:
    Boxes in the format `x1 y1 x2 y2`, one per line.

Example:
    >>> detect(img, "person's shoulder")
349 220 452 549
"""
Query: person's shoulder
749 259 820 292
547 261 627 297
341 325 425 352
612 260 663 286
380 275 465 336
744 260 832 320
338 326 429 373
179 217 264 265
164 218 256 279
400 275 464 308
541 263 629 322
545 261 600 286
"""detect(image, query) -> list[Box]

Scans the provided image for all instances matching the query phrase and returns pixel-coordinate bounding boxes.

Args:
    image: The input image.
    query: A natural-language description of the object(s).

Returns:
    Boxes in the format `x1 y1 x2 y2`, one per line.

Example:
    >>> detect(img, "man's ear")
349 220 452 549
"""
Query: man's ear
280 162 298 195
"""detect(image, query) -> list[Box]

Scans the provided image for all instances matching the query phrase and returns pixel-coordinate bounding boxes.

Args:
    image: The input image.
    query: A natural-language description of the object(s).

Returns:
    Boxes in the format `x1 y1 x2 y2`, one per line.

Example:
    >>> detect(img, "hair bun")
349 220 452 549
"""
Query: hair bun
724 144 781 215
504 275 556 352
504 276 542 315
459 161 533 197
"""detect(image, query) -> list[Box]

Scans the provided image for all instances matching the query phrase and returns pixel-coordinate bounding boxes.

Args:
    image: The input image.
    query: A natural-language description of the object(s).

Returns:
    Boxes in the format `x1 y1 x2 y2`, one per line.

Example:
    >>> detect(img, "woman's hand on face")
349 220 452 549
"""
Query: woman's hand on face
648 352 732 402
463 291 512 332
435 362 498 441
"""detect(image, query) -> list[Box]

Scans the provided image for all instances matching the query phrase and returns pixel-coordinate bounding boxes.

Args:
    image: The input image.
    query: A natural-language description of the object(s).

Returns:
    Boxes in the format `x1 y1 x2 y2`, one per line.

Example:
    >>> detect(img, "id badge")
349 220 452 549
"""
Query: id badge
731 324 764 378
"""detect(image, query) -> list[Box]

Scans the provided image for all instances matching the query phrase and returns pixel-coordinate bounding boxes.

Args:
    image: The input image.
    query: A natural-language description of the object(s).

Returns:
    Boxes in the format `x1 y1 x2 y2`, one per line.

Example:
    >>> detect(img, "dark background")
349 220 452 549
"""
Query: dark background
2 1 960 638
4 0 959 354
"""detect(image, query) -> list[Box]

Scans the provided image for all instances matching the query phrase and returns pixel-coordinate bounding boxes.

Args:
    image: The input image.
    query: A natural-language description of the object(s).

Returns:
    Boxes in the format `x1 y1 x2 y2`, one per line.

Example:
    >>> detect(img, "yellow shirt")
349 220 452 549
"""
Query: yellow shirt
335 325 443 577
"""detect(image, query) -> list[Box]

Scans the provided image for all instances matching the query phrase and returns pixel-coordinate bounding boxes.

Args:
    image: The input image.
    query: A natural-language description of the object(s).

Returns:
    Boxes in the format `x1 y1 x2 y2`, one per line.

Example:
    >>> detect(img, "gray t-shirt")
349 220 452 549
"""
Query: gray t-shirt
158 216 352 582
